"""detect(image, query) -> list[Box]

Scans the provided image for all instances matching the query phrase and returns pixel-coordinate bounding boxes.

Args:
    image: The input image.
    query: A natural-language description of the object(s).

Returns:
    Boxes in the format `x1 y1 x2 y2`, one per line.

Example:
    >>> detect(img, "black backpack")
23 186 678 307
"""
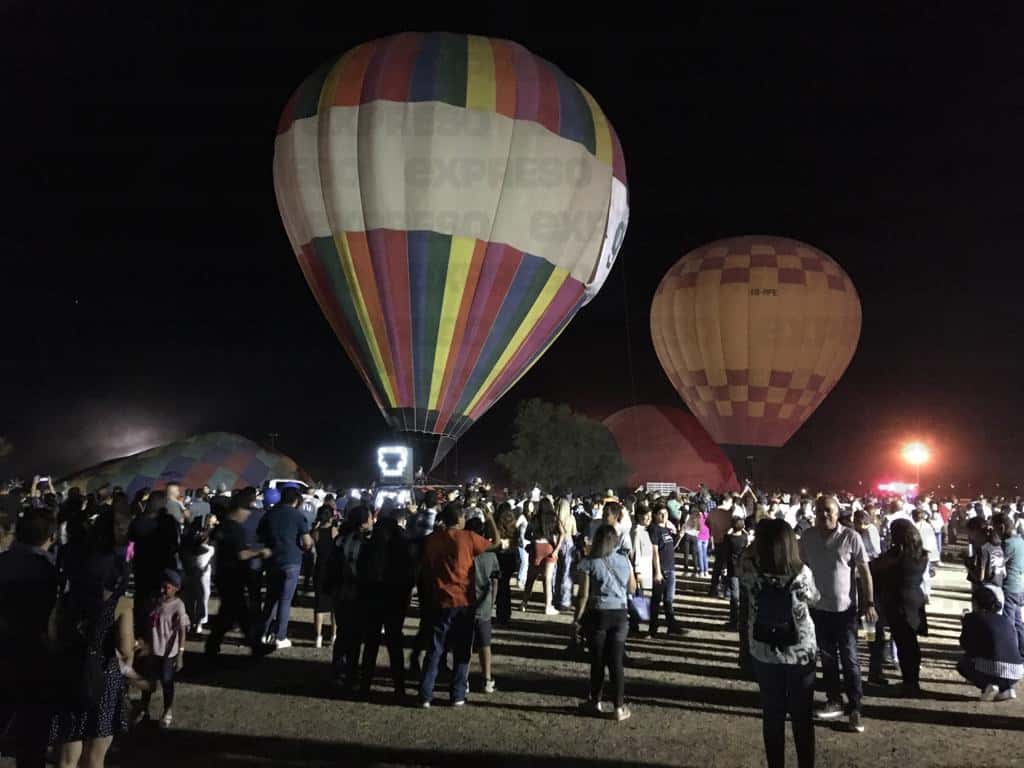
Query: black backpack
752 575 798 650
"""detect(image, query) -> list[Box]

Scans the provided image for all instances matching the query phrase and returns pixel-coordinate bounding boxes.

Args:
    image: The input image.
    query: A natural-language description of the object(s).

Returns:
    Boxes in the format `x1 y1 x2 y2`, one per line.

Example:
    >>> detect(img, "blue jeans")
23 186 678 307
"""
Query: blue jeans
697 540 709 575
934 531 944 560
517 545 528 584
419 606 474 704
263 564 300 641
651 569 678 633
728 575 741 623
555 539 575 609
811 607 863 712
1003 590 1024 656
957 655 1016 692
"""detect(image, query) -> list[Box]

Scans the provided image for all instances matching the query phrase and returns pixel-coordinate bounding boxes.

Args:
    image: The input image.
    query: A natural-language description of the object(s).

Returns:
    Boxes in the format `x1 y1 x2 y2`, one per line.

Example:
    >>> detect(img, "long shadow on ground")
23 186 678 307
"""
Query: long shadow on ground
115 729 688 768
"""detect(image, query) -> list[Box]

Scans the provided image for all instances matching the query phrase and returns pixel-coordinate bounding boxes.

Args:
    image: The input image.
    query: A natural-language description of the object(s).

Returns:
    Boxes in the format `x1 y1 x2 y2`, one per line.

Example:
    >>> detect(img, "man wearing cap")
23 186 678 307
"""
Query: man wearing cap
799 495 876 733
258 486 313 649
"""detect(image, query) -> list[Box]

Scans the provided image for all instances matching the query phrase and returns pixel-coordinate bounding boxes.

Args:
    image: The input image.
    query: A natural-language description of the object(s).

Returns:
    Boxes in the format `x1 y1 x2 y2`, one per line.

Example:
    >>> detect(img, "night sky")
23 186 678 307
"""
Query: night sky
4 4 1023 491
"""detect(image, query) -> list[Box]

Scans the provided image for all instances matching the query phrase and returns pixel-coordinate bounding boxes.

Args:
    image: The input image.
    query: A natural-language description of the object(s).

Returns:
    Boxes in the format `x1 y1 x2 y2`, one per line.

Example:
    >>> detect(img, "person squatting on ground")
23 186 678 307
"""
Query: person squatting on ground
957 583 1023 700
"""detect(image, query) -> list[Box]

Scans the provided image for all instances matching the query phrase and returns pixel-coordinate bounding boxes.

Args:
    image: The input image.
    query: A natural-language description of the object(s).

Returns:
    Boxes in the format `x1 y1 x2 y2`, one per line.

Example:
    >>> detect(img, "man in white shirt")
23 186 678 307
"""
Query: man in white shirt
411 491 441 540
165 482 188 525
799 496 877 734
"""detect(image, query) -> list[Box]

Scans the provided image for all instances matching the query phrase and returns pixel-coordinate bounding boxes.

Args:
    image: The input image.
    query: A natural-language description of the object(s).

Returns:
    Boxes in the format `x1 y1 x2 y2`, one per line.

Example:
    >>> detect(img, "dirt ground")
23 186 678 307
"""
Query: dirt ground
9 547 1023 767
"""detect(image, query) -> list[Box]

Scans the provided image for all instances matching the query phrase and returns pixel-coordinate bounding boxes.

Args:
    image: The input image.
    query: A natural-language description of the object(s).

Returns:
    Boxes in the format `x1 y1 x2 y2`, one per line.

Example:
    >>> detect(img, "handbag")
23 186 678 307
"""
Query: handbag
630 588 652 622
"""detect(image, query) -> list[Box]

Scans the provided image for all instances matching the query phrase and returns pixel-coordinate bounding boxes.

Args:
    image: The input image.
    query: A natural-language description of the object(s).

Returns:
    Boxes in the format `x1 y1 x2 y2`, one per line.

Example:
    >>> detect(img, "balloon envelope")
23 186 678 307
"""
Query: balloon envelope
60 432 310 499
604 405 739 492
273 32 628 466
650 236 861 447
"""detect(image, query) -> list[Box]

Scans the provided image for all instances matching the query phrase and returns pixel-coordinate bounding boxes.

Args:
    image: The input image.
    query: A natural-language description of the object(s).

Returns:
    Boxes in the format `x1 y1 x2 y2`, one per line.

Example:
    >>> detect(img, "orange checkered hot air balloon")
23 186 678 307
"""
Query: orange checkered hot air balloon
650 236 861 447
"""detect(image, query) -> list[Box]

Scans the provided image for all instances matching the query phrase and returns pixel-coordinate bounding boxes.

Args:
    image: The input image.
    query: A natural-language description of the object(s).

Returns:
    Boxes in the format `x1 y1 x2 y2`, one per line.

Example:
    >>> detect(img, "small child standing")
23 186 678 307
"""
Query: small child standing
467 517 501 693
141 568 190 726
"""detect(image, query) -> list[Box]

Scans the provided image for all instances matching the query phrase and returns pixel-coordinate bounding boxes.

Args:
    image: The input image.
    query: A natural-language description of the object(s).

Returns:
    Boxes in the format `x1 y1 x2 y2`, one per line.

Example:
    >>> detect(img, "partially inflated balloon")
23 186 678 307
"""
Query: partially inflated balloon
650 236 861 447
604 405 739 492
274 32 628 465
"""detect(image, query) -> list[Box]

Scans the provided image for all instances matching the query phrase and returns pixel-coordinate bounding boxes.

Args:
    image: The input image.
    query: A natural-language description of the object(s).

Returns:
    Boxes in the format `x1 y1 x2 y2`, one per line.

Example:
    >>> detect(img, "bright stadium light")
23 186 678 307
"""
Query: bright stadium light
902 442 930 487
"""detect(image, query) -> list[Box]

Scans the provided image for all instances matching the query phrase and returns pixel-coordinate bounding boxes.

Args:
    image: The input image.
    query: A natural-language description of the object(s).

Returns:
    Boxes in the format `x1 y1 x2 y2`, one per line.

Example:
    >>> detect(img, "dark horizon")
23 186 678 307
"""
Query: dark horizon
4 5 1023 492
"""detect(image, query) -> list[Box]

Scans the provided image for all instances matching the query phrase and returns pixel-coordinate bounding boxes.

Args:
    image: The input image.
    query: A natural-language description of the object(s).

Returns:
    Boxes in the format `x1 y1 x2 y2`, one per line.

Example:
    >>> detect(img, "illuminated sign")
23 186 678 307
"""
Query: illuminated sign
376 444 413 484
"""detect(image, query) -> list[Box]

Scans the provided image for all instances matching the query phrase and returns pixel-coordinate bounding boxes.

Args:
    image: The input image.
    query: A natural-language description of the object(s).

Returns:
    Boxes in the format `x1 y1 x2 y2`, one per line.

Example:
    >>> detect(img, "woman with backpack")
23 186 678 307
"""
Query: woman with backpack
739 518 820 768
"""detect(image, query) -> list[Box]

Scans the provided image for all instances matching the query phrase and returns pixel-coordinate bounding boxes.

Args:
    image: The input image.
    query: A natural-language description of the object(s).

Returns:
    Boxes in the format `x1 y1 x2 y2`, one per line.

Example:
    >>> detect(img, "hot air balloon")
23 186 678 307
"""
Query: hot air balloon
60 432 310 500
603 405 740 492
650 236 861 447
273 32 628 468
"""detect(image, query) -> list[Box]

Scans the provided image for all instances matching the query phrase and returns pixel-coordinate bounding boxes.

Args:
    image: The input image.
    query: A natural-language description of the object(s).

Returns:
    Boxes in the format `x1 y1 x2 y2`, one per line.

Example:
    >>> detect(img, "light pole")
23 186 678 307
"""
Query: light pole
902 441 930 490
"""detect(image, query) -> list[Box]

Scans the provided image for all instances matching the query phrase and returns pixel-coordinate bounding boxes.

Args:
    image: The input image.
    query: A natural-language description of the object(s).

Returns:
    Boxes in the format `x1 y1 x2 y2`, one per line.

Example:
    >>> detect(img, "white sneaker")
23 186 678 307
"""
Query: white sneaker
160 710 173 728
545 606 560 616
980 684 999 701
995 688 1017 702
275 638 292 650
484 679 496 694
315 636 323 649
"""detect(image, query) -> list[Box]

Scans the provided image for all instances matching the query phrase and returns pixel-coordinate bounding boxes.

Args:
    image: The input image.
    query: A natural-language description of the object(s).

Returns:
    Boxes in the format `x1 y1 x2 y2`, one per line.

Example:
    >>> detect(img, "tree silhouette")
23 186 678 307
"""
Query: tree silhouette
497 399 630 493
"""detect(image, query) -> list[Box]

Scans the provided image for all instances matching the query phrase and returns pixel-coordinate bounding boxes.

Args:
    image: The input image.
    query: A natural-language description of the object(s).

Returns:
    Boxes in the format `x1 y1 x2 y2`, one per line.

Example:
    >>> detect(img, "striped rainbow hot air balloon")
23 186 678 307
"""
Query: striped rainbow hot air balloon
273 32 628 466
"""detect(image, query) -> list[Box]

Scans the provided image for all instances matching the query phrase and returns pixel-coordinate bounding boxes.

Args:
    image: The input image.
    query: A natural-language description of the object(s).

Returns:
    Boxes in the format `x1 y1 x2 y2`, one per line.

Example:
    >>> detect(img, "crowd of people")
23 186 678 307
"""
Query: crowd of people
1 475 1023 768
